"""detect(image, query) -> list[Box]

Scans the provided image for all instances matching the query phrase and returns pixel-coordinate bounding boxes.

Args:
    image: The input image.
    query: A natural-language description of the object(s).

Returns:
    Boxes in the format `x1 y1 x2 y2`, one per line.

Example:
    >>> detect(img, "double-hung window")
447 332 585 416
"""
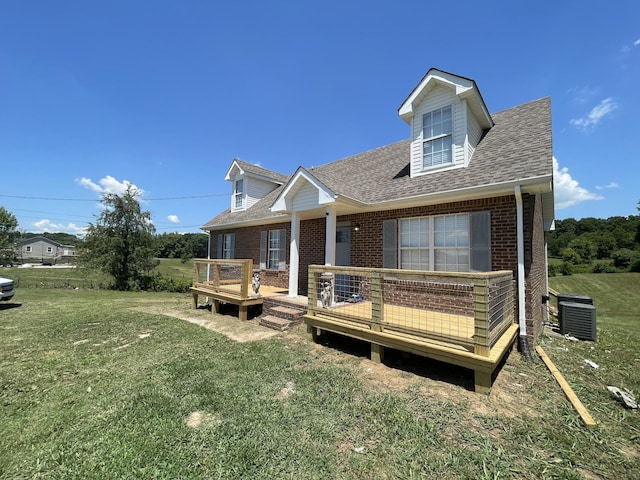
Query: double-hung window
216 233 235 259
234 179 244 209
260 229 286 270
422 106 452 169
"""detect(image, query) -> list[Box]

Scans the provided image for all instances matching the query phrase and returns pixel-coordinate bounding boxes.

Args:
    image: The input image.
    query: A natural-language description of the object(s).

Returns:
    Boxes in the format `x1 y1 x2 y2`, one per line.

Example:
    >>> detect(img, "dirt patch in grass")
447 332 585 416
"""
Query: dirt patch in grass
131 305 279 343
185 410 221 429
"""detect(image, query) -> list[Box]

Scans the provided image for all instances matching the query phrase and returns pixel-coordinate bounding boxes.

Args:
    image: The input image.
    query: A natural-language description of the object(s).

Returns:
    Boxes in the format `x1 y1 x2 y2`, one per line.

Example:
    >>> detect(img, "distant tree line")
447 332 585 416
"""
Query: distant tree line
548 212 640 275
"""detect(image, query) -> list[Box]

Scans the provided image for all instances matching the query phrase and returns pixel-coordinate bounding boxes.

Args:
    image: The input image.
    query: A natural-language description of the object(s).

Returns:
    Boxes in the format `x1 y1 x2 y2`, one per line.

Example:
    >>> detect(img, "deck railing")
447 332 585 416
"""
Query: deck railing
307 265 514 356
192 259 254 298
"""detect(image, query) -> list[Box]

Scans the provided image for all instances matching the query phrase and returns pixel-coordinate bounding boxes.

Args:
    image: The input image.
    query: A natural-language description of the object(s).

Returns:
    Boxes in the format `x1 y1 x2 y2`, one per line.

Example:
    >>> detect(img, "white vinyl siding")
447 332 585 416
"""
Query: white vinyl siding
246 177 279 209
409 85 465 177
466 103 483 165
292 181 323 210
231 176 280 211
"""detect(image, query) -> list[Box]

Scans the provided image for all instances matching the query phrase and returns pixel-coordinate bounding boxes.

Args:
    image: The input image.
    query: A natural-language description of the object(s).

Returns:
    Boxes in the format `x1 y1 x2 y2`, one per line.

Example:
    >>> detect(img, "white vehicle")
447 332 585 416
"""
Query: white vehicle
0 277 15 301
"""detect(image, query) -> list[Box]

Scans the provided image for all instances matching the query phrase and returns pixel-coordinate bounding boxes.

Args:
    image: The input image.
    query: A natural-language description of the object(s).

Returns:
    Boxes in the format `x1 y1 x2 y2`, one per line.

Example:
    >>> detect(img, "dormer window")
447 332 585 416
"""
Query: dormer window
234 179 244 209
423 106 452 169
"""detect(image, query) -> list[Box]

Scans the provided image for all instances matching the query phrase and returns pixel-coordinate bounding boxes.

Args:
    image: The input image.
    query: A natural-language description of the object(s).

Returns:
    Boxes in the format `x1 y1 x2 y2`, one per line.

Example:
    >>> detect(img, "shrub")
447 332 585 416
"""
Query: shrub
560 261 573 275
612 248 640 270
592 262 617 273
562 247 581 265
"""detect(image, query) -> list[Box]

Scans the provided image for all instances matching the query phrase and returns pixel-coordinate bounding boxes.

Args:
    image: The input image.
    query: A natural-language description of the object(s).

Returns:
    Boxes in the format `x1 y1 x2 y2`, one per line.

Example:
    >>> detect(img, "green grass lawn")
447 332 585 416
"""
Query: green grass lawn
1 274 639 479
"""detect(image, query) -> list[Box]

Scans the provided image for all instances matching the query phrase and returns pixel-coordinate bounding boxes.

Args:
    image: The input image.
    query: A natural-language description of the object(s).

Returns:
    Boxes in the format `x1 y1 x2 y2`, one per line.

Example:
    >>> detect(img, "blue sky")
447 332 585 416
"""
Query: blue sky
1 1 638 236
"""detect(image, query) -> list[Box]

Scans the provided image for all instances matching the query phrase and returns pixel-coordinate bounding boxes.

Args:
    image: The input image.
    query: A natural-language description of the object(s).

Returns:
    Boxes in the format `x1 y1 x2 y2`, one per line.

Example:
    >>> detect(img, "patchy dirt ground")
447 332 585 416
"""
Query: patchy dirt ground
133 299 541 418
130 302 279 343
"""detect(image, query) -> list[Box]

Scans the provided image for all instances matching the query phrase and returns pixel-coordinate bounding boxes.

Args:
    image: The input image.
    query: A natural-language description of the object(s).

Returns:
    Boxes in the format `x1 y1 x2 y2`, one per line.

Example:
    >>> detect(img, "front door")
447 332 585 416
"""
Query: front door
335 225 351 301
335 226 351 267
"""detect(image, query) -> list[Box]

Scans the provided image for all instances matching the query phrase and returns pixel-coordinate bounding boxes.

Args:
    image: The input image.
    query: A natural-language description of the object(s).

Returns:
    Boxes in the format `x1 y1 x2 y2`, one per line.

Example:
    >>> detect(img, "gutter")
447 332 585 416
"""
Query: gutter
514 185 533 361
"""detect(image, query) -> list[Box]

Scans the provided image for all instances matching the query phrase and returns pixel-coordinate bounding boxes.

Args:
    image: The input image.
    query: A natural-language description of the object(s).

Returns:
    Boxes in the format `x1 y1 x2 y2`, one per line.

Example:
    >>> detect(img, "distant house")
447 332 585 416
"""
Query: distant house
201 68 554 348
16 237 76 265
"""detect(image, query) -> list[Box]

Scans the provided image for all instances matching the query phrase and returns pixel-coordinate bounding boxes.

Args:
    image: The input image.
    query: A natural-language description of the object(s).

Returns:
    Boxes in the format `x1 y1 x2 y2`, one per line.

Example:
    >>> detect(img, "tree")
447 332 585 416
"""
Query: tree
0 206 18 264
77 186 157 290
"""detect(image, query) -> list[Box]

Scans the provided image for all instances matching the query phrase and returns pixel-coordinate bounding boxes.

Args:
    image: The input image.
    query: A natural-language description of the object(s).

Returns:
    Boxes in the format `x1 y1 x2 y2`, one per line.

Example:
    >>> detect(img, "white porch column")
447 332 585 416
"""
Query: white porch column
288 211 300 297
324 205 336 266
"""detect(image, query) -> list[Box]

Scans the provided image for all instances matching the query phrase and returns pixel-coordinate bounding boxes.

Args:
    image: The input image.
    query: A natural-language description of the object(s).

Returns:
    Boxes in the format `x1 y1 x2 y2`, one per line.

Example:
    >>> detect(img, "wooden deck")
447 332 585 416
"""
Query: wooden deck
305 265 518 394
306 308 518 394
191 283 289 320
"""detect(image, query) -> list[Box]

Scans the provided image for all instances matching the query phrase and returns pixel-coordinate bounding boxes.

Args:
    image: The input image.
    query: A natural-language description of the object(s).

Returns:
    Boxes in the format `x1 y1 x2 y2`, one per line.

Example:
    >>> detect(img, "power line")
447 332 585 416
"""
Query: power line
0 193 228 202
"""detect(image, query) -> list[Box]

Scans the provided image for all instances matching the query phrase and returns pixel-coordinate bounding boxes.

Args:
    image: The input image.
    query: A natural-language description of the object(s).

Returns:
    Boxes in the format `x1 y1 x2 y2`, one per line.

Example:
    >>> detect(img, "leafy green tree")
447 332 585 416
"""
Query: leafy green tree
568 237 596 263
77 186 157 290
561 247 581 265
0 206 18 264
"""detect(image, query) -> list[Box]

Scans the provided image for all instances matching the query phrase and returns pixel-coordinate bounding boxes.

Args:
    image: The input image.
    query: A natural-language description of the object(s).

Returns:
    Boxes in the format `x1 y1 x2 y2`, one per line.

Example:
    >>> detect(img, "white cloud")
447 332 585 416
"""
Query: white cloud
32 219 86 236
634 39 640 46
570 98 618 130
553 157 603 209
568 85 598 104
76 175 144 197
595 182 619 190
167 215 180 224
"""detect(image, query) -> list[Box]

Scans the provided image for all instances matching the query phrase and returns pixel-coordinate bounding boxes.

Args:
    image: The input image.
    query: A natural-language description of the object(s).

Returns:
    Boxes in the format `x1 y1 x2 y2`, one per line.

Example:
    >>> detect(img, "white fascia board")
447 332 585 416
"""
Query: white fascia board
398 69 475 123
368 175 554 211
202 214 292 232
224 160 243 181
271 167 336 213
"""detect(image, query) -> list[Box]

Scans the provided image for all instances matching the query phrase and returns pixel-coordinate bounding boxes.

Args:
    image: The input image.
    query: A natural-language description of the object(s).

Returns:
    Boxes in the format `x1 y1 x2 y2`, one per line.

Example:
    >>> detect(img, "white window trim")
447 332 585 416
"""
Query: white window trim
422 105 453 171
233 178 244 210
398 213 470 272
260 229 286 271
222 233 234 259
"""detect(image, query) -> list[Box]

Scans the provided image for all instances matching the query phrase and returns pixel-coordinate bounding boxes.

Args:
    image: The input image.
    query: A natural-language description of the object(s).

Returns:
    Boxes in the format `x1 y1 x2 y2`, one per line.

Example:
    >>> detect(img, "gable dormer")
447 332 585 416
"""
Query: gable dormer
398 69 494 178
224 159 286 212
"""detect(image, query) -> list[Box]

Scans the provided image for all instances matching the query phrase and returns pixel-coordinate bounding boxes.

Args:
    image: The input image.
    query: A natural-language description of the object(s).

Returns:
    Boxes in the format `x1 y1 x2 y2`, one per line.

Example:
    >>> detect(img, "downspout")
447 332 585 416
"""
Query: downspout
514 185 533 362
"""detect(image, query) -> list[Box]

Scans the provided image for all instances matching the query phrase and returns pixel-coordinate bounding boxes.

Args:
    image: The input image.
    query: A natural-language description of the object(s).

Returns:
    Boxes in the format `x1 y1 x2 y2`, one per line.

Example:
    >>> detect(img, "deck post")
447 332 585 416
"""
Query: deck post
473 276 490 357
191 291 198 310
474 370 492 394
240 260 251 298
211 299 220 315
371 343 385 363
239 305 248 321
306 324 320 342
370 271 384 332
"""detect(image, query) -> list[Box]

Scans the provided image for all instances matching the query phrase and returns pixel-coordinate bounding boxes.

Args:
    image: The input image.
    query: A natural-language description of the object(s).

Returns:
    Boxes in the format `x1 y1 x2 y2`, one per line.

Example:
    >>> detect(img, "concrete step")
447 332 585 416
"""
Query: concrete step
259 315 297 331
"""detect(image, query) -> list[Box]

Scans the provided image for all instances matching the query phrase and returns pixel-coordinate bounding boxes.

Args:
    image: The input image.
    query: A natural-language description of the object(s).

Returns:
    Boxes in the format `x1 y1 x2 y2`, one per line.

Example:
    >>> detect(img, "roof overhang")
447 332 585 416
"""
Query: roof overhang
271 167 337 213
368 174 553 213
224 159 285 184
398 68 494 129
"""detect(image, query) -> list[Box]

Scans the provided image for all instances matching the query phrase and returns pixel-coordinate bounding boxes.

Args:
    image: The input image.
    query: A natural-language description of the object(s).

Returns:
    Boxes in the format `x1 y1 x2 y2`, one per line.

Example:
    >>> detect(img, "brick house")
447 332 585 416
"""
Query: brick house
202 68 554 348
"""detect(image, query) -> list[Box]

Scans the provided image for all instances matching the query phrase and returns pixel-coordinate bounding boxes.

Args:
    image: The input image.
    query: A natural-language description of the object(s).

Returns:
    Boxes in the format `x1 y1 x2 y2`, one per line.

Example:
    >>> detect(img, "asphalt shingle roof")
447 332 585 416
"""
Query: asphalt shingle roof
203 97 552 229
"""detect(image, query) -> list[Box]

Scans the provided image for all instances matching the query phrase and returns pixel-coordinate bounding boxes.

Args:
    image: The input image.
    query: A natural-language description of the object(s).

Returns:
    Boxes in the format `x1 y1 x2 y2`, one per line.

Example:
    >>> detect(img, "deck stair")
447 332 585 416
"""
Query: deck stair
260 297 306 331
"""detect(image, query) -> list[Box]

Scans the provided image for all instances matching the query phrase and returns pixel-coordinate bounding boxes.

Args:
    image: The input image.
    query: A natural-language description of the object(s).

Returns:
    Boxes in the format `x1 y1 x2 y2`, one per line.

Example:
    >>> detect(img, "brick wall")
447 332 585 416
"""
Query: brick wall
210 194 549 346
210 222 291 290
523 193 547 345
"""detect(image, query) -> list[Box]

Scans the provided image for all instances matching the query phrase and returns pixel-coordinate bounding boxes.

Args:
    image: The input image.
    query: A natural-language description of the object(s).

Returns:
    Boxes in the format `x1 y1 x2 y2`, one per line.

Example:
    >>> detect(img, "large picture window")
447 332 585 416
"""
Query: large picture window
423 106 452 169
386 211 490 272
